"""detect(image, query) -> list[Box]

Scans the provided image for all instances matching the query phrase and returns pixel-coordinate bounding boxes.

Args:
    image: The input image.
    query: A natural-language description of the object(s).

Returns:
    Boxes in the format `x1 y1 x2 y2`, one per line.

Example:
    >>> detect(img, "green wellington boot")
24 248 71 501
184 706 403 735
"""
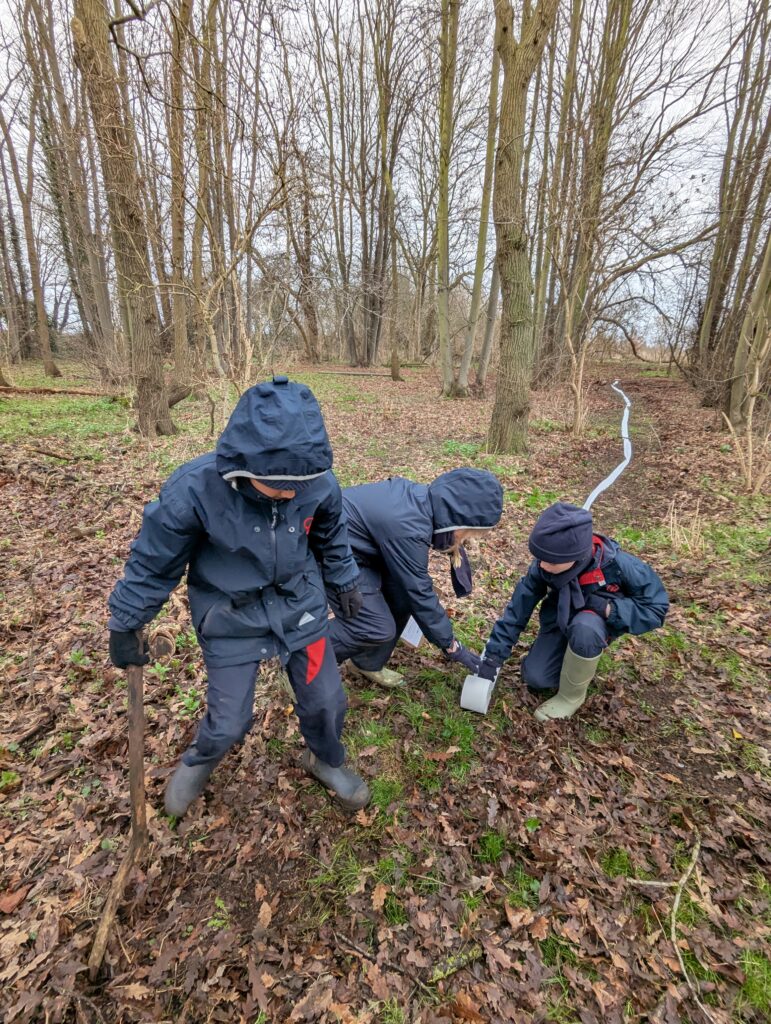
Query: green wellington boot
534 647 601 722
349 663 405 689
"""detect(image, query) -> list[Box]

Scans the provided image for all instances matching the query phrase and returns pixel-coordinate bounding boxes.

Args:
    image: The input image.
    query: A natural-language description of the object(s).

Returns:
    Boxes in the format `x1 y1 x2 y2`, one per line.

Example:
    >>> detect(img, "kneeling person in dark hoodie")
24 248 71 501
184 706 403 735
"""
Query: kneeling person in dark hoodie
327 469 504 686
107 377 370 816
478 502 669 721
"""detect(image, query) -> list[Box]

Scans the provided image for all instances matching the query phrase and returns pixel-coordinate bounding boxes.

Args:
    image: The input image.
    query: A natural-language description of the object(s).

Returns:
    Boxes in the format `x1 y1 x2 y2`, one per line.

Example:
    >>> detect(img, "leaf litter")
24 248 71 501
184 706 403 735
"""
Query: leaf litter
0 363 769 1023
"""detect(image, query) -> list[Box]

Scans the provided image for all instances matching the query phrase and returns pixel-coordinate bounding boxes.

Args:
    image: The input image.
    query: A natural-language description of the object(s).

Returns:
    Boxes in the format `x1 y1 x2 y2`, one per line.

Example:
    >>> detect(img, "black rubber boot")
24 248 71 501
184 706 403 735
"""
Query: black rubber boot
164 761 214 817
301 749 371 812
527 685 557 697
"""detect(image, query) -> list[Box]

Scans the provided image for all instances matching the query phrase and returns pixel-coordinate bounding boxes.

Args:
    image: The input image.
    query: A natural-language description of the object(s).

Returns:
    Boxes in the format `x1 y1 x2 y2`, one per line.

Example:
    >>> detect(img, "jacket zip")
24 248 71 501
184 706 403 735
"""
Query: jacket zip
270 500 278 582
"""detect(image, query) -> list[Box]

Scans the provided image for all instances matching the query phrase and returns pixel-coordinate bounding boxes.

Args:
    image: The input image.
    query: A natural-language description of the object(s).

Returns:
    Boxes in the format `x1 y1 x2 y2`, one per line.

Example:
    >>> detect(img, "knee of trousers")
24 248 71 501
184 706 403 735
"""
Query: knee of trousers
193 716 253 759
295 681 348 719
567 613 608 658
520 651 561 689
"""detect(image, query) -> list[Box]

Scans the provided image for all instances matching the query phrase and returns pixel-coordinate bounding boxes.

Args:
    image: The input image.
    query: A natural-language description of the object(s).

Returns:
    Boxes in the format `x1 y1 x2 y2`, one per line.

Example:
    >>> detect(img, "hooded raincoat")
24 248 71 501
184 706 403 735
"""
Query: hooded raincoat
337 469 503 652
108 377 359 667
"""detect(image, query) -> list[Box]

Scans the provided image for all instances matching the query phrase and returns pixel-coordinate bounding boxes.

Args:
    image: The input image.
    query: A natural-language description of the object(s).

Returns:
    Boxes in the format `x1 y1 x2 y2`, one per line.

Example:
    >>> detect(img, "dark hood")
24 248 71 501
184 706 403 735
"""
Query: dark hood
428 468 503 534
215 376 333 481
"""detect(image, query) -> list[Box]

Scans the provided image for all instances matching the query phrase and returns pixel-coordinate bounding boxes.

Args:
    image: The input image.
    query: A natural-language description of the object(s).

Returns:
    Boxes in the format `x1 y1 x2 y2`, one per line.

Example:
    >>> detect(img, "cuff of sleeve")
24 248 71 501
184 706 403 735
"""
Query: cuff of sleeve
606 600 622 630
108 614 140 632
328 574 361 595
483 642 512 665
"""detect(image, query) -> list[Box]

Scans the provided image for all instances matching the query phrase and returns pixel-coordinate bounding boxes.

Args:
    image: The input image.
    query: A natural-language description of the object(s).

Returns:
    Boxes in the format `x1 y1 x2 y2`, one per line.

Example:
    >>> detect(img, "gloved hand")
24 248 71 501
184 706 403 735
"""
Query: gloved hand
584 593 611 619
338 586 364 619
477 654 502 681
109 629 150 668
444 639 482 674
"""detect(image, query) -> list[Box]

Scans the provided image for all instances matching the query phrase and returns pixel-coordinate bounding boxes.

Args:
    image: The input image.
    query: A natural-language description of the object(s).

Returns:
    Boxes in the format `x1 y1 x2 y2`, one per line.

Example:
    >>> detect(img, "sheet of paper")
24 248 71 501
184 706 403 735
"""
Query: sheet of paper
400 616 423 648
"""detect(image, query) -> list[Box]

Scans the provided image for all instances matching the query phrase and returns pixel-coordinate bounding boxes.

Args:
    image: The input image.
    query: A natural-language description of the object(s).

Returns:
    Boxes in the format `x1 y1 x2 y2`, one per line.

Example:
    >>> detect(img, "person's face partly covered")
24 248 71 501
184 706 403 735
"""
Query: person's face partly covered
539 559 576 574
250 480 297 500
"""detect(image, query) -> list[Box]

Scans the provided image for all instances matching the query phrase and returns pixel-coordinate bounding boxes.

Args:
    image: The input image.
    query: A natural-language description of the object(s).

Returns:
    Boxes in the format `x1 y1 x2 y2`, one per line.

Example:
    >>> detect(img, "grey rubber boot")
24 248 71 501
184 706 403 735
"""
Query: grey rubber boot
164 761 214 817
534 646 600 722
349 663 405 689
301 749 371 812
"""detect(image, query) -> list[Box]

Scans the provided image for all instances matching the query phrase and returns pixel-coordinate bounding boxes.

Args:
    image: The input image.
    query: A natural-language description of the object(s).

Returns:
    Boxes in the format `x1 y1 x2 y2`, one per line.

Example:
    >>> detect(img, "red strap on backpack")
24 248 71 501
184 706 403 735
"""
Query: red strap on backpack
578 536 606 587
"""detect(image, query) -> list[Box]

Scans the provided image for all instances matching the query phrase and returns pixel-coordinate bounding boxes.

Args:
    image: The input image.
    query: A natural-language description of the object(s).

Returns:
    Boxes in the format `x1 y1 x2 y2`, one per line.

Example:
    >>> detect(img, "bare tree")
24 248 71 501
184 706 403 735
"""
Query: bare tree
487 0 559 452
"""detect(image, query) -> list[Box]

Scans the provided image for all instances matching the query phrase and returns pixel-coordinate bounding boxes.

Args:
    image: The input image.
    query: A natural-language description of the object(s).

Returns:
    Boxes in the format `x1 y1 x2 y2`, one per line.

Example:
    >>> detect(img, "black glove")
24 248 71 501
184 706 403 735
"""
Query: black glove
444 640 482 674
584 593 611 619
478 654 502 681
109 629 150 668
338 586 364 619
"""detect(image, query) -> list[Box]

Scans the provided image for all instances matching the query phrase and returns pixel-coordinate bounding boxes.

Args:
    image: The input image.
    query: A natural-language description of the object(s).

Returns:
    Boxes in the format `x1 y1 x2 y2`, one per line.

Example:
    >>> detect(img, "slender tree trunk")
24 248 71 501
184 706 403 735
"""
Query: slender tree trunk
728 225 771 428
0 101 61 376
72 0 173 436
477 262 499 389
170 0 192 379
437 0 460 396
487 0 558 452
458 38 500 396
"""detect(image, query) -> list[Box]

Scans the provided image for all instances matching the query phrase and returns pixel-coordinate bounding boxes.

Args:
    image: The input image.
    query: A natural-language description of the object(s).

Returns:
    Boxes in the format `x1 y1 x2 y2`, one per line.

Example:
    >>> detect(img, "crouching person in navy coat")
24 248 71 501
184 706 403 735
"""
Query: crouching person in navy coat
107 377 371 816
327 469 504 687
478 502 669 721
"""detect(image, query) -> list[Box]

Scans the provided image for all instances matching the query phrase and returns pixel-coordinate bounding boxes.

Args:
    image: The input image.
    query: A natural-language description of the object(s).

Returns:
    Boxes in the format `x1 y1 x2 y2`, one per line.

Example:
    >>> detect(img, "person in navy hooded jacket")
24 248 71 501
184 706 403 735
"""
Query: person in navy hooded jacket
327 469 504 687
477 502 668 721
107 377 371 816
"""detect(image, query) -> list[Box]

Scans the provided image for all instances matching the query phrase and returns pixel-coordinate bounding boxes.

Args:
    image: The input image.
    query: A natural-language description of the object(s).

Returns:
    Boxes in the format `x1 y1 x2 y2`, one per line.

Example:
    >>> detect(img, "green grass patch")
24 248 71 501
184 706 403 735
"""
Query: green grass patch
379 998 406 1024
451 613 487 647
383 892 408 925
402 748 441 792
0 770 20 792
738 741 771 779
476 830 507 864
506 862 540 908
443 439 482 458
370 777 404 813
309 840 363 917
600 847 635 878
0 395 128 448
738 950 771 1016
540 934 580 969
350 720 395 751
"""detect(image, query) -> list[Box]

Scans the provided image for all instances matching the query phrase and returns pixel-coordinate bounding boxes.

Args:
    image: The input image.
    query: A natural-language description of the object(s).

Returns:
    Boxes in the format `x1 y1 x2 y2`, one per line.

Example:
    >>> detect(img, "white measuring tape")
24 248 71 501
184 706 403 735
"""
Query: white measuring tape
582 380 633 510
460 380 633 715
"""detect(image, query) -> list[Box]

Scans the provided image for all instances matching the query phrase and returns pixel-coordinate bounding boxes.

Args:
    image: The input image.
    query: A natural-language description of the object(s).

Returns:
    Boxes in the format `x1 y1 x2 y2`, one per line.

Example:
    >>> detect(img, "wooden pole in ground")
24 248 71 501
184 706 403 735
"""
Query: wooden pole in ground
88 663 148 979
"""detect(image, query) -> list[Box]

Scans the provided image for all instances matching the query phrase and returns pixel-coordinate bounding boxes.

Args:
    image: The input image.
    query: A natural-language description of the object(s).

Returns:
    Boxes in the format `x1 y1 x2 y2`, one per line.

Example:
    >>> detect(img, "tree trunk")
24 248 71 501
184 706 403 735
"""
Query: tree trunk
728 224 771 428
477 261 499 389
437 0 460 396
487 0 558 452
71 0 173 436
458 38 500 396
170 0 192 379
0 101 61 377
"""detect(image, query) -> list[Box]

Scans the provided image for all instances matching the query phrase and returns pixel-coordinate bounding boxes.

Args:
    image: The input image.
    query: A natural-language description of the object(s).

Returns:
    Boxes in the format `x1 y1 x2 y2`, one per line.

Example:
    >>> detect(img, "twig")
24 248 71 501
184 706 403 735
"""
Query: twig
669 838 717 1023
626 878 678 888
88 664 148 979
333 930 434 997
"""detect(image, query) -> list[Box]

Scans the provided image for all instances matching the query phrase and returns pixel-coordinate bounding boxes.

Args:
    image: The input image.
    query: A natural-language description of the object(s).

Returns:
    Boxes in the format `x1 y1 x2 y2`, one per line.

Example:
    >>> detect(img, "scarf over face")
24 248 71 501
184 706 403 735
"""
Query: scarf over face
528 502 594 634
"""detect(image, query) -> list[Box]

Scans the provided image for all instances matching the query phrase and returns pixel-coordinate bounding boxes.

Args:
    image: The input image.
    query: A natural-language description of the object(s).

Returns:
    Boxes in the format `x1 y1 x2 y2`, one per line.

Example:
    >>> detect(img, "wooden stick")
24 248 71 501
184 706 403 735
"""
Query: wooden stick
88 663 148 980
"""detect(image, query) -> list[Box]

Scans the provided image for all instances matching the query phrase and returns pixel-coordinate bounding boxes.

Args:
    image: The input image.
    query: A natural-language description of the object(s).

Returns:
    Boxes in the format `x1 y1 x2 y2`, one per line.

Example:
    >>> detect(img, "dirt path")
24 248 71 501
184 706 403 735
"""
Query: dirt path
1 363 769 1024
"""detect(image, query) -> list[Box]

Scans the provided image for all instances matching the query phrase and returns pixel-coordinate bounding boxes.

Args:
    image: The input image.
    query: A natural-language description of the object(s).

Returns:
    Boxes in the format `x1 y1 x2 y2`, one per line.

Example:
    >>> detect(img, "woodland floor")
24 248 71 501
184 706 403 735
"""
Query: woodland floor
0 359 769 1024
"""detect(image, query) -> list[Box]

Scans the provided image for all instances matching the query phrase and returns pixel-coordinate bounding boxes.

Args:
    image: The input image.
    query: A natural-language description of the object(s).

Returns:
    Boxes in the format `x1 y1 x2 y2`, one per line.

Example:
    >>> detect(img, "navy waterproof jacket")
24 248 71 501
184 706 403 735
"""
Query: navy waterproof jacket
341 469 504 650
108 378 359 667
484 534 669 663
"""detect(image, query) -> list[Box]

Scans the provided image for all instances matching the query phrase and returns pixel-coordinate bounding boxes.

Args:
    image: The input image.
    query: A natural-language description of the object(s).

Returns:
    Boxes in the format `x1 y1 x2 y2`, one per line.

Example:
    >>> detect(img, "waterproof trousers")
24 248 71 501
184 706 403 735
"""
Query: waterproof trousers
182 634 347 769
521 610 608 691
327 567 410 671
